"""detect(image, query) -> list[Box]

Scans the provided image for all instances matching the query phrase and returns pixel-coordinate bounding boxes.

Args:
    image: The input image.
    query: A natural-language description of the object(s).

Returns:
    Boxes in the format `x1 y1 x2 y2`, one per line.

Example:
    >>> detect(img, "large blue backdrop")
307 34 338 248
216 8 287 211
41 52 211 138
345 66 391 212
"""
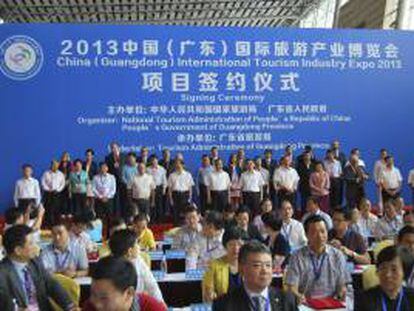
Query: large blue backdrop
1 24 413 212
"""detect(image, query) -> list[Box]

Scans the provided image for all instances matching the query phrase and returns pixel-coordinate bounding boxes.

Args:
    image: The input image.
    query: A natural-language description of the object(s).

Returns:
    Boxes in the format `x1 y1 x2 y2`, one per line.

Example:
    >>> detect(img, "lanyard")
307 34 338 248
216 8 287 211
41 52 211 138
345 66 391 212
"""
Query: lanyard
381 289 404 311
310 253 327 282
206 238 219 253
54 250 71 271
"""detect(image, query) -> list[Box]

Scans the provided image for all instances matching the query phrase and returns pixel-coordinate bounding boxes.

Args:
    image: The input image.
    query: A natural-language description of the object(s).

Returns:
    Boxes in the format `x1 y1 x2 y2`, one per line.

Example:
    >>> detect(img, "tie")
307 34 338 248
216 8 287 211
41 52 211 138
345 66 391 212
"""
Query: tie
23 267 38 308
252 296 266 311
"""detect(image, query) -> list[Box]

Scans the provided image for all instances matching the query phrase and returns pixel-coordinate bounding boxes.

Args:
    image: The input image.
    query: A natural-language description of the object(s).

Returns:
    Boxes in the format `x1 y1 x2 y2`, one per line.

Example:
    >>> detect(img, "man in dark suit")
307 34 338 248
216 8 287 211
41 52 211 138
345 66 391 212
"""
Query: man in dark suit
331 140 347 168
263 149 278 207
213 241 297 311
0 224 77 311
296 151 315 212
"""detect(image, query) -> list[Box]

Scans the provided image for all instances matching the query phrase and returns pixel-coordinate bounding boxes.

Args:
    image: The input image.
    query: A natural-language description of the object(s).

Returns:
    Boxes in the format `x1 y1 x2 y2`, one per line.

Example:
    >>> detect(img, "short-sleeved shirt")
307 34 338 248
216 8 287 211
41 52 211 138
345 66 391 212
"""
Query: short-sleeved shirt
206 170 231 191
41 239 89 273
328 229 367 259
285 245 350 298
375 215 403 238
130 173 155 200
240 170 264 192
281 219 308 251
172 224 202 251
167 171 194 192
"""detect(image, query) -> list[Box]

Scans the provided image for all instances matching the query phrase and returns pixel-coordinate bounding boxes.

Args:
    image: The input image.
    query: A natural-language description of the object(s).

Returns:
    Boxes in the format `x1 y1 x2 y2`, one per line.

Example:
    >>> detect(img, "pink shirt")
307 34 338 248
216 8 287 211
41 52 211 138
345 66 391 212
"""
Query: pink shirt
309 171 330 196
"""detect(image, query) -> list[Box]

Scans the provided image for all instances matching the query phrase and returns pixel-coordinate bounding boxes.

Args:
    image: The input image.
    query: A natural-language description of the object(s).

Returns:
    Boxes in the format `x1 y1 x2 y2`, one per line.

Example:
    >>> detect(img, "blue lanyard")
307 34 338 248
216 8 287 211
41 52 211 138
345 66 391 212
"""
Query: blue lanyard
310 253 327 281
381 289 404 311
54 250 71 271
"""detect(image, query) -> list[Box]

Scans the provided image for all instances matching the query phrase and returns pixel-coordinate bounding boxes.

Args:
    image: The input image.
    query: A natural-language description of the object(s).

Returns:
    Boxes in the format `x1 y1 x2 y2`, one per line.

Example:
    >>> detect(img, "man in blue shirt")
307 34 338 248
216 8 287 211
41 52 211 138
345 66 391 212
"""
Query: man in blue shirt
41 222 89 278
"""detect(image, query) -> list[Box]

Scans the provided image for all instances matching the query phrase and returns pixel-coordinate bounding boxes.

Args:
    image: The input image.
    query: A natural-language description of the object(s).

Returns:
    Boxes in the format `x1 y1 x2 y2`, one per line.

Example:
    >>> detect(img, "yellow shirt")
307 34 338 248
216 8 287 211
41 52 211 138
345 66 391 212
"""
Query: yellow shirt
202 256 230 302
138 228 156 250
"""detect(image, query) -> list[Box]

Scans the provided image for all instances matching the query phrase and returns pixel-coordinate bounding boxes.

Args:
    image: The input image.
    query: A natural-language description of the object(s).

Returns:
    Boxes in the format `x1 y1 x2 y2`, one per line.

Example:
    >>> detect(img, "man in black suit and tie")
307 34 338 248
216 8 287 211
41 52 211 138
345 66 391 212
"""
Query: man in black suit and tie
212 241 298 311
0 224 77 311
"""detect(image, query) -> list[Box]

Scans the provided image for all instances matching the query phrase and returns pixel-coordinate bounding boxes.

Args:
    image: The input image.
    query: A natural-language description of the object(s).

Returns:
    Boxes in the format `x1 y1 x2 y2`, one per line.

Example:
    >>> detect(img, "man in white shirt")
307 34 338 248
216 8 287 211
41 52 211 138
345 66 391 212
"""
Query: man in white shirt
255 157 270 198
374 149 388 213
147 156 167 222
192 211 226 269
172 205 202 251
129 162 155 217
240 160 265 216
206 158 231 212
345 148 366 168
92 162 116 229
14 164 41 210
41 160 66 226
375 200 403 239
167 160 195 224
273 156 300 209
379 155 403 203
280 200 307 251
323 149 343 208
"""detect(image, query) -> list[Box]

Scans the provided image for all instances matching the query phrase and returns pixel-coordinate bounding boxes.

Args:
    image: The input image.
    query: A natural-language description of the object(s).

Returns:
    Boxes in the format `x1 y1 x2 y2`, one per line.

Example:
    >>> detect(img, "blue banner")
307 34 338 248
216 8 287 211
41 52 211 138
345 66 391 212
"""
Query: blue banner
1 24 413 212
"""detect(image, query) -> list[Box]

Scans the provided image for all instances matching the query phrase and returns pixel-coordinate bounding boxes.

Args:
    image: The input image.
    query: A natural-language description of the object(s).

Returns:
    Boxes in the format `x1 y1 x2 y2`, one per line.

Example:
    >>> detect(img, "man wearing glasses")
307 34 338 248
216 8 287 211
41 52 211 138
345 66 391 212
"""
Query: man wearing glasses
212 241 297 311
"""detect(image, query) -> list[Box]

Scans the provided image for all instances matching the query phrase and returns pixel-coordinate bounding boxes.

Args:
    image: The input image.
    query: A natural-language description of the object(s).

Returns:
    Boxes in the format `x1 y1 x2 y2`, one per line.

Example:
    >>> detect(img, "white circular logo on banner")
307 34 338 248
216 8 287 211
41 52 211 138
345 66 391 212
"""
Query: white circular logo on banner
0 35 43 80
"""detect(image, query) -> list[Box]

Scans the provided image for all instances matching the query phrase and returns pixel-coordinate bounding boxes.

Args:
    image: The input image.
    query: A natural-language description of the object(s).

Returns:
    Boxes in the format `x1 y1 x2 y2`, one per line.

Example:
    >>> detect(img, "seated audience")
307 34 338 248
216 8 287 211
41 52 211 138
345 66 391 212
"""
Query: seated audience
5 204 45 244
329 208 370 264
252 198 274 240
70 214 96 253
41 221 89 278
109 216 127 236
280 200 307 251
286 215 350 303
109 229 164 303
212 241 298 311
235 206 264 242
301 196 333 230
0 225 78 310
193 211 226 269
202 227 246 302
132 214 156 251
403 210 414 227
357 197 378 236
398 225 414 256
83 256 166 311
85 211 103 243
375 200 404 239
262 213 291 268
355 245 414 310
172 204 202 251
223 204 237 230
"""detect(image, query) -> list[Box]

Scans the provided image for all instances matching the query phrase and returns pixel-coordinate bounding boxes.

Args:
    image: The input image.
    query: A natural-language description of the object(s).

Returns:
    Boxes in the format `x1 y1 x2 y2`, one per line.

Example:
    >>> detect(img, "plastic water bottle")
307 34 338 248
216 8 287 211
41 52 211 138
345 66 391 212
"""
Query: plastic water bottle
345 284 354 311
161 254 168 274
